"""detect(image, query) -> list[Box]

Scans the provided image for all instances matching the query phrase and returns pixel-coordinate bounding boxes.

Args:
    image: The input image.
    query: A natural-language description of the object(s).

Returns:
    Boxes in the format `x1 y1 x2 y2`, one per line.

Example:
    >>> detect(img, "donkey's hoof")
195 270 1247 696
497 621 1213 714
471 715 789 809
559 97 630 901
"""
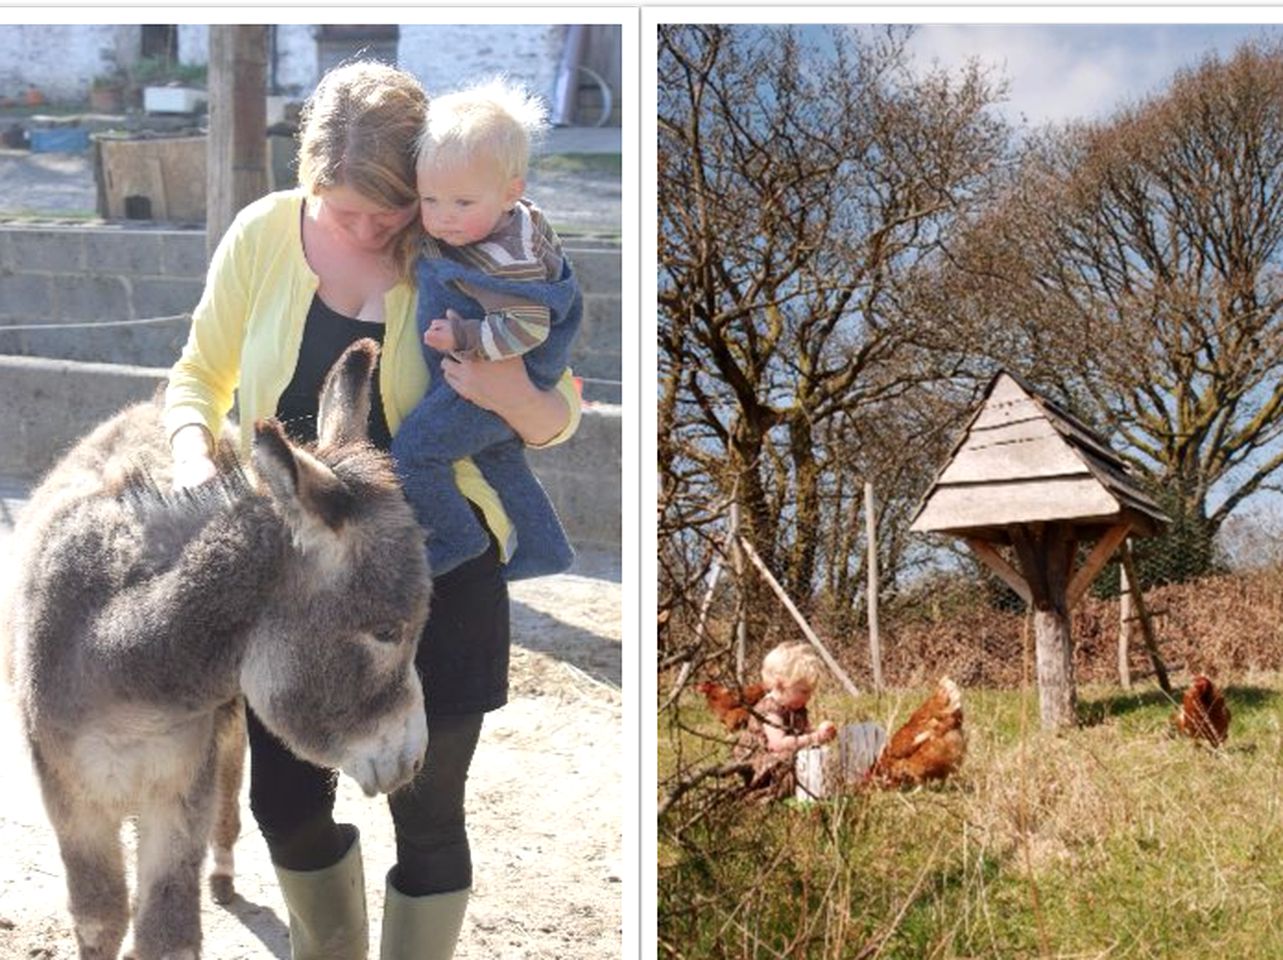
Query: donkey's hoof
209 873 236 904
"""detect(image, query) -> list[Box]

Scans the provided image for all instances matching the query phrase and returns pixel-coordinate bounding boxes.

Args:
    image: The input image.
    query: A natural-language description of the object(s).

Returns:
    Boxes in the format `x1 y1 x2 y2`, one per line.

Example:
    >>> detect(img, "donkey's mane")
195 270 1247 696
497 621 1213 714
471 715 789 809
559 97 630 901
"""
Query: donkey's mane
119 457 256 519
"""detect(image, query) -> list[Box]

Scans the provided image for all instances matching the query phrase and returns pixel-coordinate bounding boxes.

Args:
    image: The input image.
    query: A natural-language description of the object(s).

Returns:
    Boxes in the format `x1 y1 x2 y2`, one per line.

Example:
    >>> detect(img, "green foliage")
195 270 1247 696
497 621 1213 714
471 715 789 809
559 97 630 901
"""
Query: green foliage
129 56 207 89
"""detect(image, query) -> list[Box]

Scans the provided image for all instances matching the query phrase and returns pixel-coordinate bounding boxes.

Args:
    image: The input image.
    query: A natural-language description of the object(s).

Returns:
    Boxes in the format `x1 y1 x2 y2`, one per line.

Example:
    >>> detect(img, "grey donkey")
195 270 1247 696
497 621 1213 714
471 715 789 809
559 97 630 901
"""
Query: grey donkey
1 339 432 960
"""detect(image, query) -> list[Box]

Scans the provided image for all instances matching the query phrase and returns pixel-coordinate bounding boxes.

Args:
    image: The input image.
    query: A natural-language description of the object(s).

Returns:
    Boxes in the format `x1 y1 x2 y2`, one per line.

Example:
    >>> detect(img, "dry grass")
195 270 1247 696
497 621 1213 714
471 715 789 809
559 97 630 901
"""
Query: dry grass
658 676 1283 958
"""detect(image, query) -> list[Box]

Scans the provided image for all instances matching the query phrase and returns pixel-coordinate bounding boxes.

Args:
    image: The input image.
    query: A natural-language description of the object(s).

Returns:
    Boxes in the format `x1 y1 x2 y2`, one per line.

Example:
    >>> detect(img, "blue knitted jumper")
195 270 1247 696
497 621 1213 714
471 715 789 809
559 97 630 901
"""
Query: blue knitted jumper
390 254 582 580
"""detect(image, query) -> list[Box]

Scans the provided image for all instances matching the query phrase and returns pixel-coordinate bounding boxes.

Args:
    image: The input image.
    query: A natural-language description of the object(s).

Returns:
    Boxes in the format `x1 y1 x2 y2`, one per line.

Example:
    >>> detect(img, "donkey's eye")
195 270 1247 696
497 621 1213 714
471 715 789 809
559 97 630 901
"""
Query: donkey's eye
372 626 402 644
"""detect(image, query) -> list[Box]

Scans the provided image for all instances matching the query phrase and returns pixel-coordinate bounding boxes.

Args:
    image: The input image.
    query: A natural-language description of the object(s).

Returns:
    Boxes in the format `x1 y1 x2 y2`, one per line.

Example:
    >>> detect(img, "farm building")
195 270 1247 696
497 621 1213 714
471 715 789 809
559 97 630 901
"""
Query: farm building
0 23 621 126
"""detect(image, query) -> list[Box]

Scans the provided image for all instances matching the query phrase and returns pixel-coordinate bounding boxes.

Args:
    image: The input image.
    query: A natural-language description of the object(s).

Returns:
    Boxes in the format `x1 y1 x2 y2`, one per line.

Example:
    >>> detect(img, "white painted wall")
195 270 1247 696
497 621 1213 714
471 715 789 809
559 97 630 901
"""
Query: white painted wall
0 24 568 104
399 24 565 101
183 24 565 100
0 24 135 100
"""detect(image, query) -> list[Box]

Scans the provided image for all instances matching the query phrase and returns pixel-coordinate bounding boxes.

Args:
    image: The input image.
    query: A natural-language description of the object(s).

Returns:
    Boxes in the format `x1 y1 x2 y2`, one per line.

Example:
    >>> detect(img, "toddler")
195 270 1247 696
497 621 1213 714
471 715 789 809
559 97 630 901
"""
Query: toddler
734 642 840 801
735 642 887 802
391 78 581 579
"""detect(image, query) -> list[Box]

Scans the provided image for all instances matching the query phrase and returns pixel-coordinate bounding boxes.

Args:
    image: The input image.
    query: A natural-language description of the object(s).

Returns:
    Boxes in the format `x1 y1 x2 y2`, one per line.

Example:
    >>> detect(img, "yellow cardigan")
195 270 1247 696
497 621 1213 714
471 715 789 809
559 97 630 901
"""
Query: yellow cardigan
163 189 581 560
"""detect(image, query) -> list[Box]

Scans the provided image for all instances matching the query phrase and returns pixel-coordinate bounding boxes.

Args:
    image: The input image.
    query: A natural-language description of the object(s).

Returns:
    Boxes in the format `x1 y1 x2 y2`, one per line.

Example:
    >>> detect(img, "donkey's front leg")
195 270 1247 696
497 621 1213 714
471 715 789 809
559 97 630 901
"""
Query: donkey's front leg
131 788 214 960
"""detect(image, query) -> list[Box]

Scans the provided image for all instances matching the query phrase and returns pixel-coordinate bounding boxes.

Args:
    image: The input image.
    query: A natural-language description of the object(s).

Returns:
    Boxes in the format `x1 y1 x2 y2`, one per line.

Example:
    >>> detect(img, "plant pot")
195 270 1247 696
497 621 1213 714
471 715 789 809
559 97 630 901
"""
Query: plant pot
90 87 123 113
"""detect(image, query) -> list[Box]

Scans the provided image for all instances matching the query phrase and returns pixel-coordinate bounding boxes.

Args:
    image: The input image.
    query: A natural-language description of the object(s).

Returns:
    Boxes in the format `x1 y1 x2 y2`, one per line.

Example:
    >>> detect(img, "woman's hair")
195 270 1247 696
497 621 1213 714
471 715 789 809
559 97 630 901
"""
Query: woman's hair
416 77 549 184
761 642 825 690
297 60 427 275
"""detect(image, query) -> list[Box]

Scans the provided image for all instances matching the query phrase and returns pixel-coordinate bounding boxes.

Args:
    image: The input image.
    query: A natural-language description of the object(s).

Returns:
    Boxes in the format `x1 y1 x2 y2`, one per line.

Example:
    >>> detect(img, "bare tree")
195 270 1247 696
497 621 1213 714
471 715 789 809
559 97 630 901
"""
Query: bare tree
657 25 1009 647
948 41 1283 568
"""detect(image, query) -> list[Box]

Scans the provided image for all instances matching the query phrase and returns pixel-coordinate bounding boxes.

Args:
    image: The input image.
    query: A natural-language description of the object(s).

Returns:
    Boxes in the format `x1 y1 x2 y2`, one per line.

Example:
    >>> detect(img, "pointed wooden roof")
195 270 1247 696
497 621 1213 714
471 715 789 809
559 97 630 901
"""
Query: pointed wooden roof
909 371 1169 543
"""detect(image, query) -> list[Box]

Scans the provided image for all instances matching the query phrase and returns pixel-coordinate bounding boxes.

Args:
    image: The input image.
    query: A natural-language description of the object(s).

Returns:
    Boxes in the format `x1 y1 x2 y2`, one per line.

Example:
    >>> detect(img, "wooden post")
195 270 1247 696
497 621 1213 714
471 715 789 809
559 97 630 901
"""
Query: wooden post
864 482 883 691
1010 523 1078 730
206 26 268 261
1118 556 1134 690
737 534 861 700
1119 540 1172 695
729 499 748 685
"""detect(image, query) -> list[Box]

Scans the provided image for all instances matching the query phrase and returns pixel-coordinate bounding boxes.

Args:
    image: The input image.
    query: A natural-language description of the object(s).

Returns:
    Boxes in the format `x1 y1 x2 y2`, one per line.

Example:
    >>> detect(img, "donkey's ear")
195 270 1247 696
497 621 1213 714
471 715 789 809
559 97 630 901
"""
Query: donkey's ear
252 419 355 531
317 338 379 449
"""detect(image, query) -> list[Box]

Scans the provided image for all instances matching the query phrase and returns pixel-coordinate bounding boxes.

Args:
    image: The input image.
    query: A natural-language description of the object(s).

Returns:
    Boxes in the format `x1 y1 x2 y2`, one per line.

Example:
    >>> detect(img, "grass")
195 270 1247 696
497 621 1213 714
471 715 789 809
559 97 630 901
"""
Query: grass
531 151 622 176
658 676 1283 959
0 209 98 221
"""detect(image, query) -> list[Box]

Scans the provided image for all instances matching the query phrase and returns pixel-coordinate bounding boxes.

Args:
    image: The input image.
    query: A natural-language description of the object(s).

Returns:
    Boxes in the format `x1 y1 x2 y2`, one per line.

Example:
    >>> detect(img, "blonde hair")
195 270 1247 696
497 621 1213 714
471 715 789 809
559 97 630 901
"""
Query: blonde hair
416 77 549 184
761 642 825 690
296 60 427 277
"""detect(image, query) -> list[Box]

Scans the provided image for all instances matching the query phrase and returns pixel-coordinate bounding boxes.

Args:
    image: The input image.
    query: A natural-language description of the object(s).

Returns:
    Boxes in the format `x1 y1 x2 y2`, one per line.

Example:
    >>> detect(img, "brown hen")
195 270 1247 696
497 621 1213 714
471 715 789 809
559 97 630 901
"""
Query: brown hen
1172 675 1230 746
696 681 767 732
870 677 966 787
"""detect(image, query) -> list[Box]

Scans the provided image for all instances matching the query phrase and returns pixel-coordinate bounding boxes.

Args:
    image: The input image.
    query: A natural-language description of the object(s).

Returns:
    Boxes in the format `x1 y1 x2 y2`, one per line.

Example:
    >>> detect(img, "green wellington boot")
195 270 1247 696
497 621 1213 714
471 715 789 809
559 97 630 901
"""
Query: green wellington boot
379 871 470 960
273 827 369 960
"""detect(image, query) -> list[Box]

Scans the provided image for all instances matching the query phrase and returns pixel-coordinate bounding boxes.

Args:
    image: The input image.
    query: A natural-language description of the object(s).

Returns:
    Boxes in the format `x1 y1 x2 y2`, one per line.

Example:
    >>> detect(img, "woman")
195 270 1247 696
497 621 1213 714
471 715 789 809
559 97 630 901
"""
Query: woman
164 61 580 960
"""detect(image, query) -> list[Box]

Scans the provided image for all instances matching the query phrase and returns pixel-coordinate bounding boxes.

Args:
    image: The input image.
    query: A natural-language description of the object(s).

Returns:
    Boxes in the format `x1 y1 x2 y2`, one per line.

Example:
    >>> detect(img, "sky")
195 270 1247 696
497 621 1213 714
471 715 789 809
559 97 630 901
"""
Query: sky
903 23 1283 129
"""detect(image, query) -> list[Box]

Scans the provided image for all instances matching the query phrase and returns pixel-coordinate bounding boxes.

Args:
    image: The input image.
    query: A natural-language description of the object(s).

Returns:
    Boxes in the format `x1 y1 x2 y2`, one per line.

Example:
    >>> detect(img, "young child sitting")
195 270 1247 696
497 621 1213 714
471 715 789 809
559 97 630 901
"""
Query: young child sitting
390 78 581 579
733 642 841 801
734 641 890 802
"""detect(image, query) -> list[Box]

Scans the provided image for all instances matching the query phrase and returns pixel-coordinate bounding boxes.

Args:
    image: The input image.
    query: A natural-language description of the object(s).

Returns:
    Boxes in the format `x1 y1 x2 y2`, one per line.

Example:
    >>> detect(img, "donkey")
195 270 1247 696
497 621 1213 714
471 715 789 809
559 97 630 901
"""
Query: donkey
1 339 432 960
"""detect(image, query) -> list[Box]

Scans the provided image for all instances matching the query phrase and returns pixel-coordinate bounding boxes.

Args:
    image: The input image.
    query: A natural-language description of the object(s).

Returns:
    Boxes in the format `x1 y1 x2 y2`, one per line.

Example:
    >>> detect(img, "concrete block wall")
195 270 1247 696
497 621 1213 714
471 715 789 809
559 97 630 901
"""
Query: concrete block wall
0 354 620 549
0 224 621 402
0 223 622 547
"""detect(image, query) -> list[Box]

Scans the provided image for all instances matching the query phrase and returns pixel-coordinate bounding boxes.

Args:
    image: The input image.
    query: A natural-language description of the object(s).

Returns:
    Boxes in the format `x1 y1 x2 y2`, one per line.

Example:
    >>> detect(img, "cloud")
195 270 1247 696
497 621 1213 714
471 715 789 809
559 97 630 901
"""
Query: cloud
906 23 1283 129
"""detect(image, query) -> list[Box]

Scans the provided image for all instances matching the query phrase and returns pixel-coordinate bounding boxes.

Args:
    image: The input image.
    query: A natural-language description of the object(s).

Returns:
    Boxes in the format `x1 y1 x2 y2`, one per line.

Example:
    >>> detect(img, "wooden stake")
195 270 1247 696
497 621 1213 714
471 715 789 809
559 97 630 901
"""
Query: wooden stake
1119 540 1172 695
729 499 748 685
737 534 861 700
1118 558 1134 690
864 482 884 691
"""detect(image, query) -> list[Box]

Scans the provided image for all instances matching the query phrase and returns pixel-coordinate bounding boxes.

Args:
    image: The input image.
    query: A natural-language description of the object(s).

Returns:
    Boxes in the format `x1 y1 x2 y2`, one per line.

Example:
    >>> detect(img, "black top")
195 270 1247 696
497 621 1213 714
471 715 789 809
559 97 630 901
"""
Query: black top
274 294 510 716
275 295 393 450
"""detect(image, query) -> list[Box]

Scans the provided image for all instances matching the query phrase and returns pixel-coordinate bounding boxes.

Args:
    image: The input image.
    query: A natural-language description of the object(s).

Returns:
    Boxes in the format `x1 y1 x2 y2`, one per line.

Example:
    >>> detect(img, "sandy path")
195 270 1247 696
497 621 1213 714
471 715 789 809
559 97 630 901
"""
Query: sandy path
0 489 622 960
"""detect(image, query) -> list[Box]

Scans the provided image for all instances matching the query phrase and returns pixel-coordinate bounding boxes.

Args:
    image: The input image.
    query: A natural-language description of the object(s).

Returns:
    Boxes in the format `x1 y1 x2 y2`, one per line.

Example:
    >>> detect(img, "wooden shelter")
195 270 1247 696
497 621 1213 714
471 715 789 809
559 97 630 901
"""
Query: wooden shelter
910 371 1169 728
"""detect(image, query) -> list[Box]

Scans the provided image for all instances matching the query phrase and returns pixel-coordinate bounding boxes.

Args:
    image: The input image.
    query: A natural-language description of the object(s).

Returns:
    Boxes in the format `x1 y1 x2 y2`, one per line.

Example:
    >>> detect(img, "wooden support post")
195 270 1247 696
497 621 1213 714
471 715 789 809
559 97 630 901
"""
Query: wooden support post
1066 522 1131 609
966 538 1032 606
864 482 884 692
206 26 268 261
1119 540 1172 695
737 535 861 700
1010 523 1078 730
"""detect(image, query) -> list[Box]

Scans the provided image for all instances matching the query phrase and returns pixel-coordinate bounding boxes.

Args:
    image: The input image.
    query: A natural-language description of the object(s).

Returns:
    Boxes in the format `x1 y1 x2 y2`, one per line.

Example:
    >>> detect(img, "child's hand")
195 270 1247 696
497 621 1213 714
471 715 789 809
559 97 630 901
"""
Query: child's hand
423 318 456 352
815 721 838 744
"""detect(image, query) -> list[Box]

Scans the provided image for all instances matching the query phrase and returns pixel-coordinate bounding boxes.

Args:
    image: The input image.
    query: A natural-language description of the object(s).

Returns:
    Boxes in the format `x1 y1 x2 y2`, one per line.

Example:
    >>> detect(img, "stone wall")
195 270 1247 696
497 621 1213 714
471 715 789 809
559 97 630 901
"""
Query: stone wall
0 224 622 546
0 224 621 403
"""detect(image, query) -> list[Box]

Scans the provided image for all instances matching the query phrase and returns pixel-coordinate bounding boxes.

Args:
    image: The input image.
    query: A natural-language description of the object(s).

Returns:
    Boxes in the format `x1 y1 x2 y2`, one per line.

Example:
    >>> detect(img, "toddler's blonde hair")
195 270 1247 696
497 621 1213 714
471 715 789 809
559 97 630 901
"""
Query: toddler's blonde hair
416 77 549 183
761 642 825 690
